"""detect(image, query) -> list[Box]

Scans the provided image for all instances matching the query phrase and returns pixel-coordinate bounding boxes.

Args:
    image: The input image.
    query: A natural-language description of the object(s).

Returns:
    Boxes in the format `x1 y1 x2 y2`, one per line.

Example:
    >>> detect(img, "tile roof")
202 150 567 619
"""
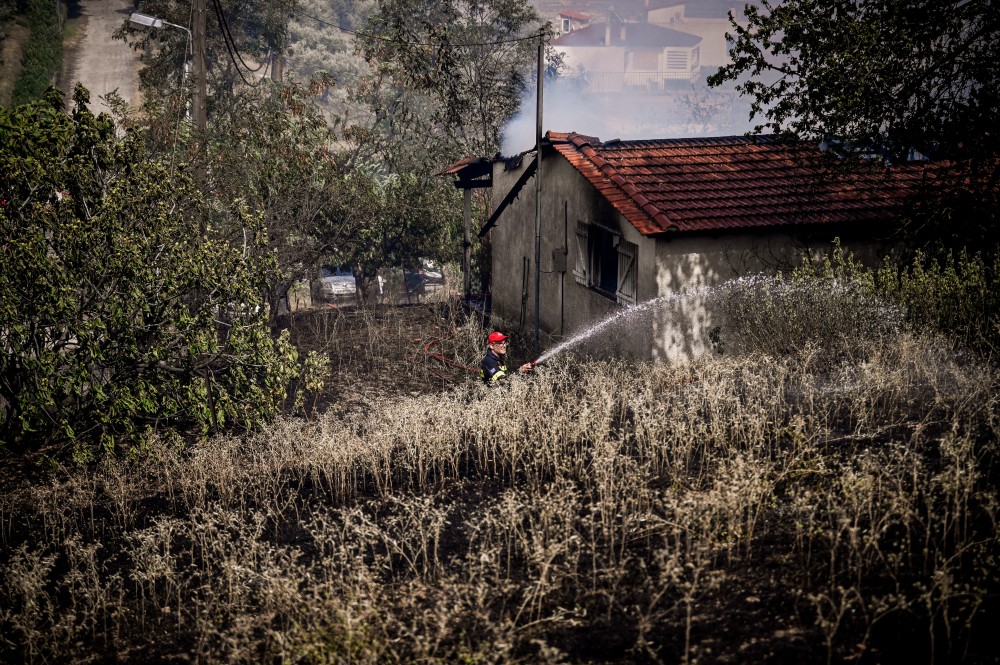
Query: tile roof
551 21 702 48
437 156 486 176
546 132 941 236
559 11 592 22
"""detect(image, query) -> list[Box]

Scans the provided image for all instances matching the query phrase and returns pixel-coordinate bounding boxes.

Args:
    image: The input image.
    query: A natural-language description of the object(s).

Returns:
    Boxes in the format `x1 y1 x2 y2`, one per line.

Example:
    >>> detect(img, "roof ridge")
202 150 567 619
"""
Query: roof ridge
565 132 676 232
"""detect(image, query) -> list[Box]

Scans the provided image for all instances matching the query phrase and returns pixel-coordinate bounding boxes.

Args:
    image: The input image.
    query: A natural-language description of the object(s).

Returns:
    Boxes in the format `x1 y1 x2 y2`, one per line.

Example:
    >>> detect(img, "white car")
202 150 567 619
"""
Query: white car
316 267 356 300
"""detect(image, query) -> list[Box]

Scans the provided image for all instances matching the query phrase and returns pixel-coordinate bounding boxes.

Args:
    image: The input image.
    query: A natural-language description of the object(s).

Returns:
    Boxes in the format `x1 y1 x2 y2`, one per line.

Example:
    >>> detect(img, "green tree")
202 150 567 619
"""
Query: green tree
10 0 63 106
708 0 999 251
285 0 374 116
358 0 549 159
0 86 297 457
709 0 998 162
344 0 550 297
119 0 297 112
331 155 461 301
205 80 361 320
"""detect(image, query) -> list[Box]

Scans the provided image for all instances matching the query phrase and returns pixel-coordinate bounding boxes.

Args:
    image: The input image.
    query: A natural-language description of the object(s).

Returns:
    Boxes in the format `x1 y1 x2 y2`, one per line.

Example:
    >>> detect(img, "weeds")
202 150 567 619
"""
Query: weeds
1 299 998 663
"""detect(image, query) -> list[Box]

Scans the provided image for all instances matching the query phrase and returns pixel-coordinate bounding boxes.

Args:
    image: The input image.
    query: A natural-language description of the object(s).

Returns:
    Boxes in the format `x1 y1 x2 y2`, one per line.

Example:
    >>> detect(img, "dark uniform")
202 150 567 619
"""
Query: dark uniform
480 349 508 385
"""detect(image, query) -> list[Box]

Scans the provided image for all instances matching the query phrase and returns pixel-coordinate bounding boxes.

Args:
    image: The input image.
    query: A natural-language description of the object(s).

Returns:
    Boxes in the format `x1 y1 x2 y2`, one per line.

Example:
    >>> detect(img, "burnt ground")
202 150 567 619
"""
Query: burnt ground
279 302 539 416
2 304 998 664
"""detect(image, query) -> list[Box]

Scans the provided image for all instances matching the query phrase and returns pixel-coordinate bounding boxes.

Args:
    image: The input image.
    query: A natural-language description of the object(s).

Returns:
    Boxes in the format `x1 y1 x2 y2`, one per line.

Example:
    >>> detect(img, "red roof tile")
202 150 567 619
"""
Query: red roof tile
559 11 592 22
546 132 943 236
437 156 481 176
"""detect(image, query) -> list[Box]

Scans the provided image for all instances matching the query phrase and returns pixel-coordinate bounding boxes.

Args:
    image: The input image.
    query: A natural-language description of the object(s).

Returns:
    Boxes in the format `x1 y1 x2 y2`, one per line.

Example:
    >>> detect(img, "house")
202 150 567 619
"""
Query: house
558 11 592 35
552 13 704 91
452 132 940 362
644 0 751 68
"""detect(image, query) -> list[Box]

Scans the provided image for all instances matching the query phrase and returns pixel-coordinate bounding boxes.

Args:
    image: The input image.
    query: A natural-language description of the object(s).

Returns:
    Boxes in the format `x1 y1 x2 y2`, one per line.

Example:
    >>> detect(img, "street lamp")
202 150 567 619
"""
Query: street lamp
129 12 192 92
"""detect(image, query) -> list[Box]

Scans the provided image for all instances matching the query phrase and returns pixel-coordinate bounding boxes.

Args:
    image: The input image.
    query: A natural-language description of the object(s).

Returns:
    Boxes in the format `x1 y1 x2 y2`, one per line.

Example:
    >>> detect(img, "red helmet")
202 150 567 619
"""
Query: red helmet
487 331 508 344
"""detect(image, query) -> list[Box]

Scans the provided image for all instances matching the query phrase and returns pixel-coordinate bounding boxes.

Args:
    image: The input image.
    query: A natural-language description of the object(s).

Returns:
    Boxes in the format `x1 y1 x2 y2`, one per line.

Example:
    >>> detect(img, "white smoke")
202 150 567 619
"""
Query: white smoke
501 75 757 156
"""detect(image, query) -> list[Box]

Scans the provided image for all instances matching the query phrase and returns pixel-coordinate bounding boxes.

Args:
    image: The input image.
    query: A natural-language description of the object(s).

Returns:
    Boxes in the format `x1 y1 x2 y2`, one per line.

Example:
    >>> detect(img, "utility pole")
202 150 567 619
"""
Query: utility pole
192 0 208 133
533 32 544 358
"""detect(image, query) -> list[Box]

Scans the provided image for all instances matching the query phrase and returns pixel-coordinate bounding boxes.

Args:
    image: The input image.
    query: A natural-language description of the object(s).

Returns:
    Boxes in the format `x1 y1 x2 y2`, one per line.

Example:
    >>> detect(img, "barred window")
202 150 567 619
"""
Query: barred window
665 49 689 70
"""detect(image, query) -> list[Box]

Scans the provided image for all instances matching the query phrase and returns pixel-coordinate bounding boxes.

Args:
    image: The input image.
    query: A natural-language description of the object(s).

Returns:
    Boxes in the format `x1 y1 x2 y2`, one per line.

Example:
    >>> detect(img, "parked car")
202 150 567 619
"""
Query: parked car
315 266 356 301
404 260 444 291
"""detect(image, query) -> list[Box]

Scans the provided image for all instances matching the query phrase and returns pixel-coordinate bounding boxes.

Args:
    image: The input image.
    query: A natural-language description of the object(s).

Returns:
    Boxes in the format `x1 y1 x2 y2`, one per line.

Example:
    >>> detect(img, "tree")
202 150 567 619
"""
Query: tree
0 87 298 457
708 0 999 251
358 0 550 159
330 154 462 301
119 0 297 113
285 0 375 117
343 0 553 298
9 0 64 106
204 80 361 320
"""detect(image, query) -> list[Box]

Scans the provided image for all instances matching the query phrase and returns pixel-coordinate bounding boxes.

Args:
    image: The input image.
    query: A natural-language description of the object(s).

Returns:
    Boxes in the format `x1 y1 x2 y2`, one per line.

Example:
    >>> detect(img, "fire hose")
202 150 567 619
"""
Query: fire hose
405 336 478 383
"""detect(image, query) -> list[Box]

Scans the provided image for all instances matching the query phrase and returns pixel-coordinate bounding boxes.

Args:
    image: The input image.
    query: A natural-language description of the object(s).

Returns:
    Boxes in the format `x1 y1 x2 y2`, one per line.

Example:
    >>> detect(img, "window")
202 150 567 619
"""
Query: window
575 221 638 305
561 18 570 33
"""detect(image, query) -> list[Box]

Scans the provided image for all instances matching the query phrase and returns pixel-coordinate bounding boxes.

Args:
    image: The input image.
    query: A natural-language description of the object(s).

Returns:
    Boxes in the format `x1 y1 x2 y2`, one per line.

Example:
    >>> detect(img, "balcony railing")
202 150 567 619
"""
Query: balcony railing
579 70 700 93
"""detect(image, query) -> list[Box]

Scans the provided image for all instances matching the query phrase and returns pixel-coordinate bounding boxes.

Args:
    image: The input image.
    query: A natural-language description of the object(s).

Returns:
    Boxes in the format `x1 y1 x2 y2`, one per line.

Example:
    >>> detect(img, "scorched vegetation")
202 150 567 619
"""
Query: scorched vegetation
1 292 998 663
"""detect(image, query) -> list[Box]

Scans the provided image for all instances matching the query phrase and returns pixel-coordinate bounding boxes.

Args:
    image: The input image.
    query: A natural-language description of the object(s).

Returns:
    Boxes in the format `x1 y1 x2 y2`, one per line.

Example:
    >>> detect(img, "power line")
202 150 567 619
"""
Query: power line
210 0 267 86
213 0 268 72
289 7 551 48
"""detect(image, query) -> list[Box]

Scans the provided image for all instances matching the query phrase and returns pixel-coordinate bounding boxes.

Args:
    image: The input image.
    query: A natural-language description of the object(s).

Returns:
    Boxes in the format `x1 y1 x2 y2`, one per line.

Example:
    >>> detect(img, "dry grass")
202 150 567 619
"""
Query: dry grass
1 300 998 663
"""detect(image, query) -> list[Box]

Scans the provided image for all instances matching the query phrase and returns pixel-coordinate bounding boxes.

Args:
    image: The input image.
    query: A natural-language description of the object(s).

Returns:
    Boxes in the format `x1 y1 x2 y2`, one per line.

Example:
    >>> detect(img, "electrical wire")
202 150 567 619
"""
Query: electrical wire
210 0 265 86
212 0 268 72
290 6 551 48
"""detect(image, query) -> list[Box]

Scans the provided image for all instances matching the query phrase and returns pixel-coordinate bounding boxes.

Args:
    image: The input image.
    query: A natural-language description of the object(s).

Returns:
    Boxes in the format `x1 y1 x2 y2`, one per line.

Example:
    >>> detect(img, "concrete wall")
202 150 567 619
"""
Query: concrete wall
647 18 730 67
646 4 747 69
558 45 628 73
490 150 658 360
651 231 890 363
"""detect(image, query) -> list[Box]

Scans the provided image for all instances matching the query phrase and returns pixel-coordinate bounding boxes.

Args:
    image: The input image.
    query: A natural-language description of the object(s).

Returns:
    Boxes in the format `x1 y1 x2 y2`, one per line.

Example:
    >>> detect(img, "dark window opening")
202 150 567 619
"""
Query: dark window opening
592 226 619 295
575 221 639 304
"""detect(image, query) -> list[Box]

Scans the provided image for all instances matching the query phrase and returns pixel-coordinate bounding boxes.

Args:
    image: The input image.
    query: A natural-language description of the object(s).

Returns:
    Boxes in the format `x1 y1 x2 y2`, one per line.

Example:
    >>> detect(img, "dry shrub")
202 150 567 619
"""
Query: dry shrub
713 274 905 361
1 318 998 663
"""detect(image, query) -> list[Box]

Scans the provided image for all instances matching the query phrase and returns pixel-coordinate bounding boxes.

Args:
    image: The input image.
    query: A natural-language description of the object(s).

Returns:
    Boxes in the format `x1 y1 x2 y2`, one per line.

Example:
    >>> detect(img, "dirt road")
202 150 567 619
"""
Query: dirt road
60 0 140 113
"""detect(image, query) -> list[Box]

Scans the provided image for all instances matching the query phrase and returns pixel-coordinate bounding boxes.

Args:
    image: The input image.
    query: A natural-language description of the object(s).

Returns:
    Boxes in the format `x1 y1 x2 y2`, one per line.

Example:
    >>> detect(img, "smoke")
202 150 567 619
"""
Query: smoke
501 75 757 156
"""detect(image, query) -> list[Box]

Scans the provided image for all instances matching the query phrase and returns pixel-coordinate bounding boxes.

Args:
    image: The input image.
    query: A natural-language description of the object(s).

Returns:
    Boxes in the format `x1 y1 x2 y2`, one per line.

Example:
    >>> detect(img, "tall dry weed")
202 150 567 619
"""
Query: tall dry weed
1 313 997 663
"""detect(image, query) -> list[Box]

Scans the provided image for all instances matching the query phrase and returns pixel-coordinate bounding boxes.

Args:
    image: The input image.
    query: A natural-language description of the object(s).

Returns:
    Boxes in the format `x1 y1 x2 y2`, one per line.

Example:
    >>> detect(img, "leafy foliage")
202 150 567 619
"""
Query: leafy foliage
358 0 548 158
0 87 298 456
709 0 998 162
333 157 461 299
788 242 1000 354
118 0 295 107
874 251 1000 355
717 239 1000 358
203 80 358 316
789 241 1000 355
285 0 375 116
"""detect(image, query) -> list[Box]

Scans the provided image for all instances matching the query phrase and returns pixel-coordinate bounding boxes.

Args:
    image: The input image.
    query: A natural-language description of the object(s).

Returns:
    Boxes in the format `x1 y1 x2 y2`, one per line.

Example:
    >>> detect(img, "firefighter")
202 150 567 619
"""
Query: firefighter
481 331 533 385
